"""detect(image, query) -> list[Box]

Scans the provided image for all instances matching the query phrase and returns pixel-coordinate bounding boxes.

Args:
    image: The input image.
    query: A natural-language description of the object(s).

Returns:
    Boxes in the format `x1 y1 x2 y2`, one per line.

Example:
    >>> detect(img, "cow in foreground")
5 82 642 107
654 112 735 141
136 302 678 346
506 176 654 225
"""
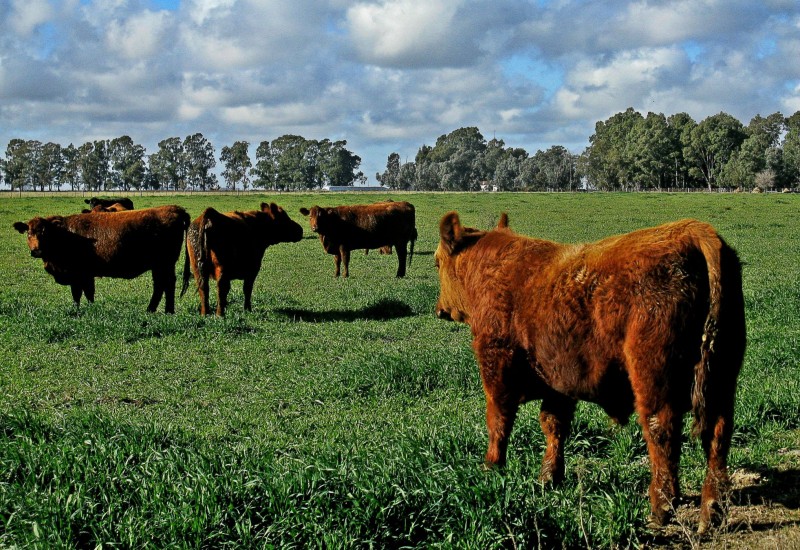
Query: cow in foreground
181 203 303 316
299 201 417 277
84 197 135 210
14 205 189 312
434 213 745 533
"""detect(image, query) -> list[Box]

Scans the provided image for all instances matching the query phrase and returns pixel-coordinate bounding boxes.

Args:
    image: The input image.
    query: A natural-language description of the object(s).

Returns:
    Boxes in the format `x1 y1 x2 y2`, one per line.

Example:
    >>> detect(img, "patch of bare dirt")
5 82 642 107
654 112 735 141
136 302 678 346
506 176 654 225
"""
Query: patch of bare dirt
647 464 800 549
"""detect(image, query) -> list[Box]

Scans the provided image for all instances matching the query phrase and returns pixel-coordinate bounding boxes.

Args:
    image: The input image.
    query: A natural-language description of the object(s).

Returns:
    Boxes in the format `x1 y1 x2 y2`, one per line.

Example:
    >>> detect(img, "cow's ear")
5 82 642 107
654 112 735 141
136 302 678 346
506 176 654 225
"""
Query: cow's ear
439 212 463 253
497 213 509 229
84 199 91 204
299 207 310 216
13 221 28 234
269 202 280 215
261 202 269 212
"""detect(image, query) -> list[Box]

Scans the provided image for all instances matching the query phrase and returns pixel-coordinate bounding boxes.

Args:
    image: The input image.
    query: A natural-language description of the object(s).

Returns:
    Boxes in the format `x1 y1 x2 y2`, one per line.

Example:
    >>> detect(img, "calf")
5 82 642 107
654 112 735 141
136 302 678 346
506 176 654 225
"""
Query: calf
434 213 746 533
299 200 417 277
14 205 189 312
181 202 303 316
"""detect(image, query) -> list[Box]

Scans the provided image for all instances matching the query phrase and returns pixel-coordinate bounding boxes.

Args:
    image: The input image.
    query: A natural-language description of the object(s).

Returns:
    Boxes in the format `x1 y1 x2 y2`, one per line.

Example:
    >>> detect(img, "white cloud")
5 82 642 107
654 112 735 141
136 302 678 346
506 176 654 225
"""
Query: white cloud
106 10 172 60
9 0 52 35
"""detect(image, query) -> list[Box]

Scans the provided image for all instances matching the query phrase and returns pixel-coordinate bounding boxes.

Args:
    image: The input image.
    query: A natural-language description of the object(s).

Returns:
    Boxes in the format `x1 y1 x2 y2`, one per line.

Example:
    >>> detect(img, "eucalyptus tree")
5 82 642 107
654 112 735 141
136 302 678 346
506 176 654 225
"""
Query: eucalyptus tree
583 108 644 190
149 137 185 191
220 141 251 191
3 139 31 190
39 142 64 191
628 113 673 190
109 136 146 191
252 140 278 189
183 133 217 190
738 113 785 187
78 140 111 191
782 111 800 188
270 135 309 190
684 112 746 190
376 152 401 189
62 144 81 191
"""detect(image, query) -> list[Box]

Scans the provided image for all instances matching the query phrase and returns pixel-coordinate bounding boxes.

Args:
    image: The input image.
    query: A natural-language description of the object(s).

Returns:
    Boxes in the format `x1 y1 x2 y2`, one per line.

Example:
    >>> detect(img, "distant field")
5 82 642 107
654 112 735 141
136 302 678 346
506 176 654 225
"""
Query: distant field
1 192 798 548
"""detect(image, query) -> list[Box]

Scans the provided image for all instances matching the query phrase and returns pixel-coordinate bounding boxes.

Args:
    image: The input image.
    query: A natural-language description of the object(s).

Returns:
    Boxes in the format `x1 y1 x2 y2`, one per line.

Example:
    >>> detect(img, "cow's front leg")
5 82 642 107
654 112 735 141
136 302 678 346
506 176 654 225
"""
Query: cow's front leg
162 270 177 314
538 394 576 485
341 247 351 278
475 340 520 467
638 405 683 527
70 283 83 306
83 278 95 303
333 254 341 277
243 277 255 312
216 278 231 316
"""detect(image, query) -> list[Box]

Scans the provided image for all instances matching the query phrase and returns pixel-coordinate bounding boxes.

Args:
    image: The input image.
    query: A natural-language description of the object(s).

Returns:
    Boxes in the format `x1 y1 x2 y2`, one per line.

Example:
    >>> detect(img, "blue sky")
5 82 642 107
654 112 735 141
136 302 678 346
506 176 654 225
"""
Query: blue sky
2 0 799 183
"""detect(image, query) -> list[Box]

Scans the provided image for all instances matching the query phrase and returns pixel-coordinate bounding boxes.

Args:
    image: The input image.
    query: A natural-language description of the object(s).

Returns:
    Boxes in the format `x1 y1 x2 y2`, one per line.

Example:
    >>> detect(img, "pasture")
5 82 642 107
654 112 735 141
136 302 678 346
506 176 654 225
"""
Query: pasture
1 192 799 548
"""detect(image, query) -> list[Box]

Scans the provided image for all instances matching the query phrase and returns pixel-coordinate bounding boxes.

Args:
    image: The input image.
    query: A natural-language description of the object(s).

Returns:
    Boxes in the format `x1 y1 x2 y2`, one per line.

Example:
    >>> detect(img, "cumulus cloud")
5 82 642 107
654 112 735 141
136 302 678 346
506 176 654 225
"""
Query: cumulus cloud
9 0 53 36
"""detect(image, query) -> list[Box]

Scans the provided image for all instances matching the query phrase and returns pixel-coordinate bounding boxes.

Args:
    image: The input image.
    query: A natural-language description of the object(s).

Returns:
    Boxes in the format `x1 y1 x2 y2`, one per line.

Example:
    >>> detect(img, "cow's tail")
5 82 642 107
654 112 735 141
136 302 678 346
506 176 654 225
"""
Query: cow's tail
690 227 746 439
180 212 208 298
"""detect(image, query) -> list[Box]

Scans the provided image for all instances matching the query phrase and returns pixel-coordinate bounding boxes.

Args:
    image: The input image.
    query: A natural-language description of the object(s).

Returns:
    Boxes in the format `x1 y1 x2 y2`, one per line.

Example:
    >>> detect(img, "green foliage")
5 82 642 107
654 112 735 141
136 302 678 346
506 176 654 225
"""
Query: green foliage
1 193 799 547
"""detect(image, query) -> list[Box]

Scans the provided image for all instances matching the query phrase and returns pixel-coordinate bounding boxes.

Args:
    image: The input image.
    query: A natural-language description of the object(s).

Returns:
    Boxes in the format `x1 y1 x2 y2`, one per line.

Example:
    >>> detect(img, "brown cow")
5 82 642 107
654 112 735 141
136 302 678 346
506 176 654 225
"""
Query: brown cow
13 205 189 312
180 203 303 316
299 201 417 277
84 197 135 210
434 213 745 533
81 202 131 214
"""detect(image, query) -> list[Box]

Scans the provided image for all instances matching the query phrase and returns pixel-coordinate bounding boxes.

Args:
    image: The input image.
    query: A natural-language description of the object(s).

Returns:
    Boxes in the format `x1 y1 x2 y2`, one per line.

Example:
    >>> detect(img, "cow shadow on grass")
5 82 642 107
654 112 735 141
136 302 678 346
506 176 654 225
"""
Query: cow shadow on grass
275 298 414 323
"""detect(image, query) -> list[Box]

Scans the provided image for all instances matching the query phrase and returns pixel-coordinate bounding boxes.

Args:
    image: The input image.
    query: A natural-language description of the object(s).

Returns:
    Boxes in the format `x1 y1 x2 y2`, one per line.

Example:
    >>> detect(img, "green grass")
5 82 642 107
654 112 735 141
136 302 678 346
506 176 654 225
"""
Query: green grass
1 192 799 548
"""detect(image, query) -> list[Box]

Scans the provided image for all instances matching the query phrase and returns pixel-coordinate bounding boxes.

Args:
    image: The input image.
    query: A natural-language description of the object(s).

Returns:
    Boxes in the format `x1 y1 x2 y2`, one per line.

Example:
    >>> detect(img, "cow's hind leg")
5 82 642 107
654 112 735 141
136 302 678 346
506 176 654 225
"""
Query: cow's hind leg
243 277 255 312
162 269 177 314
70 283 83 306
333 254 341 277
638 404 683 527
198 276 211 315
395 242 408 278
83 278 95 303
147 271 165 313
698 397 735 534
216 277 231 316
539 394 576 485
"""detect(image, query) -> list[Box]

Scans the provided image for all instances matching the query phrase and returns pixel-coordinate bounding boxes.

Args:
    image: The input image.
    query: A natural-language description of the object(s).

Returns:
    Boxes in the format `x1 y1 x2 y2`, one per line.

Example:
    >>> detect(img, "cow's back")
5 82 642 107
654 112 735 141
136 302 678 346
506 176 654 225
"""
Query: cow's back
66 205 188 278
333 201 415 249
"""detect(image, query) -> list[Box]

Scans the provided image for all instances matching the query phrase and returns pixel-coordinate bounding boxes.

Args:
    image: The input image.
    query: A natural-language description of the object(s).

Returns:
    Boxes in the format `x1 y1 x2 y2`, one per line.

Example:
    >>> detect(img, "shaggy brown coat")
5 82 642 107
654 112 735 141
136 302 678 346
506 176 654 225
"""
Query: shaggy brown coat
434 212 746 533
181 203 303 316
299 201 417 277
13 205 189 312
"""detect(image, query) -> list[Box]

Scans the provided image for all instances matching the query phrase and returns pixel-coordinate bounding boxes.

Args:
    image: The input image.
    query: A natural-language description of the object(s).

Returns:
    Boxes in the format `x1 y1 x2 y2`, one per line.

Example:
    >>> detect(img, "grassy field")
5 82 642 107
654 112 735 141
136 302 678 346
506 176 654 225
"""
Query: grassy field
1 192 798 548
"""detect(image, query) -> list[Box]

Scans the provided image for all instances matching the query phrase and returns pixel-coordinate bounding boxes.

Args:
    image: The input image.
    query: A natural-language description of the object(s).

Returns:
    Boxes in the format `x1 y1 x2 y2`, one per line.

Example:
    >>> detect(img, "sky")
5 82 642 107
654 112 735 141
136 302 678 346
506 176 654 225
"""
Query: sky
2 0 800 185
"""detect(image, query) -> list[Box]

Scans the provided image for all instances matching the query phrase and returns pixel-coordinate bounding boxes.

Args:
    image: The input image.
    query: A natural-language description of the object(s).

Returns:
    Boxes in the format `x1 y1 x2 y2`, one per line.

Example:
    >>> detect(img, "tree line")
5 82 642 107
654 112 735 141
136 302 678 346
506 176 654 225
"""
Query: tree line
376 109 800 191
0 134 364 192
4 109 800 192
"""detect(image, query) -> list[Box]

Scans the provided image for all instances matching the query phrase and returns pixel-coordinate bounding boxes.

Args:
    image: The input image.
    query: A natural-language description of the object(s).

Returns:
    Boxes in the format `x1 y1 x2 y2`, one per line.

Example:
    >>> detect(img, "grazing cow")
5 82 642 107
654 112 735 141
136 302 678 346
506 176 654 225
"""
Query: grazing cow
434 213 746 533
13 206 189 313
84 197 135 210
299 201 417 277
180 203 303 316
81 202 131 214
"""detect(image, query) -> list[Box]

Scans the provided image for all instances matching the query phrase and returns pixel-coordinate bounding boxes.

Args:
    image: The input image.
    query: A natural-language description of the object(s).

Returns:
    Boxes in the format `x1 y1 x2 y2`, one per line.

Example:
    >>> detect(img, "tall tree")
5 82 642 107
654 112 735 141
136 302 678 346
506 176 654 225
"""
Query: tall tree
109 136 146 191
377 152 401 189
252 140 278 189
270 135 309 190
220 141 251 191
39 142 64 191
684 112 746 190
667 113 696 188
583 108 644 190
183 133 217 190
3 139 32 190
783 111 800 188
78 140 111 191
629 113 673 190
62 144 81 191
149 137 185 191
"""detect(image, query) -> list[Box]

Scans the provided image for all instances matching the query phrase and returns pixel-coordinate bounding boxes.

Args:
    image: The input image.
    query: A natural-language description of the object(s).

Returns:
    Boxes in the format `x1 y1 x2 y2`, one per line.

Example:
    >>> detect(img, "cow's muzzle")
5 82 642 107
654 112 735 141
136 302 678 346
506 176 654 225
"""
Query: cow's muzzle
436 308 453 321
30 249 43 258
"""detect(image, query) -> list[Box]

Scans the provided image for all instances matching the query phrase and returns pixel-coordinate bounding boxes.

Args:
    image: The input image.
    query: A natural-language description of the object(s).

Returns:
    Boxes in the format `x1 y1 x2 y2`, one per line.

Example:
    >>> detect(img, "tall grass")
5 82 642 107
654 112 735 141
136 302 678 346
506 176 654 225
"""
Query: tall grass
1 192 798 547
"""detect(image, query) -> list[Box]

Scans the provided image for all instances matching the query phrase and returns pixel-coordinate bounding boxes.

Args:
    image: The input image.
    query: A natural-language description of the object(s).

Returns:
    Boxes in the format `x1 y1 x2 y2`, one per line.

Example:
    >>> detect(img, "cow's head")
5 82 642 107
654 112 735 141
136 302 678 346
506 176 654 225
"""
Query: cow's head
13 217 64 259
299 205 332 234
262 202 303 243
434 212 487 323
